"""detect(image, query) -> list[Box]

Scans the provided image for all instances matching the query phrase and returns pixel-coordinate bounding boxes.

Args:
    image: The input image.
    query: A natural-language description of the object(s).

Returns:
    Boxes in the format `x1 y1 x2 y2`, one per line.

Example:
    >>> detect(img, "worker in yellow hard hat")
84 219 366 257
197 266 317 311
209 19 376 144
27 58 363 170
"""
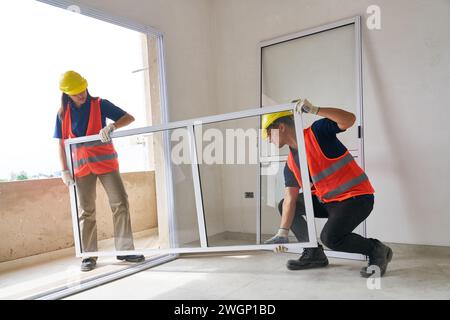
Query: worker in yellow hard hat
261 110 293 140
54 70 145 271
59 70 89 95
262 99 392 278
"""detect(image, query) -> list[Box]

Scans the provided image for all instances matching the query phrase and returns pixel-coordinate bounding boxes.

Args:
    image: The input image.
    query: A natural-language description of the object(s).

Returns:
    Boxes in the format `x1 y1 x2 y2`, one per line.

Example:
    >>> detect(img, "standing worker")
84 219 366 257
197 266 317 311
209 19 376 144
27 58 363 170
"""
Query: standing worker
262 98 392 278
54 70 145 272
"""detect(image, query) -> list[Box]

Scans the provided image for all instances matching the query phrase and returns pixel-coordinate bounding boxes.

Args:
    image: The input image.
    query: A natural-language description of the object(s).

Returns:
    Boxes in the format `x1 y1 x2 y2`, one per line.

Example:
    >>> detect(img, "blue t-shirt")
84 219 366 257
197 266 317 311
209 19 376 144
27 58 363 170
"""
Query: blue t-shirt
284 118 347 188
53 96 126 139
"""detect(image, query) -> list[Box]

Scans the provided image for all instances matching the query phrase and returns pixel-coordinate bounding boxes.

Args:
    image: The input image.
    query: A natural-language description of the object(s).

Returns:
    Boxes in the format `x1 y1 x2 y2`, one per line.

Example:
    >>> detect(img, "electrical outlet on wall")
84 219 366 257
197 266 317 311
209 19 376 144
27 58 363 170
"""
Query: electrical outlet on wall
244 192 254 199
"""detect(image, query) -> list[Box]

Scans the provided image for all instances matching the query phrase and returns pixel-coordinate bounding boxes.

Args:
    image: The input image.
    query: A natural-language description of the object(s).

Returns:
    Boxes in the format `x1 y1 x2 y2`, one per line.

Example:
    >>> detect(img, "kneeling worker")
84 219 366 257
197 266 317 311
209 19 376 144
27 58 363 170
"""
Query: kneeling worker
262 99 392 277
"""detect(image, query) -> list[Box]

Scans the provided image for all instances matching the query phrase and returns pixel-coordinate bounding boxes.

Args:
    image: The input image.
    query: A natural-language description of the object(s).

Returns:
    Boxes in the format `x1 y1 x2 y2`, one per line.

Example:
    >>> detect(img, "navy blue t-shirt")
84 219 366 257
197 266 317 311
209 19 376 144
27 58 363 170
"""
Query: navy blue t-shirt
284 118 347 188
53 96 126 139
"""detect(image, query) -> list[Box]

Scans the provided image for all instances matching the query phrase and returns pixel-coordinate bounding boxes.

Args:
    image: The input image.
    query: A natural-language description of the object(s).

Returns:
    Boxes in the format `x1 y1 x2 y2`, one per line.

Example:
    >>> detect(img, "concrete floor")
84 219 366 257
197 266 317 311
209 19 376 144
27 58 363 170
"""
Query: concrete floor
1 241 449 300
64 243 450 300
0 229 160 299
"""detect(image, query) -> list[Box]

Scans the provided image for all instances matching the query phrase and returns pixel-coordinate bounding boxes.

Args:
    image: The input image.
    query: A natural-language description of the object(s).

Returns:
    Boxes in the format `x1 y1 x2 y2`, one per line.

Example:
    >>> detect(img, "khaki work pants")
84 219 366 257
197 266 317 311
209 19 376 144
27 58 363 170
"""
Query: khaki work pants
75 171 135 255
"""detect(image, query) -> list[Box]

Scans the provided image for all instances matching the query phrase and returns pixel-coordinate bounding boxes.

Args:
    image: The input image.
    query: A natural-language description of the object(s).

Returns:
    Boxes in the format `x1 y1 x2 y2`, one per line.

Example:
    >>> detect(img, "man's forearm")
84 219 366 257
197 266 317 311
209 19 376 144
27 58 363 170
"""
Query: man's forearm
113 113 135 130
316 107 356 130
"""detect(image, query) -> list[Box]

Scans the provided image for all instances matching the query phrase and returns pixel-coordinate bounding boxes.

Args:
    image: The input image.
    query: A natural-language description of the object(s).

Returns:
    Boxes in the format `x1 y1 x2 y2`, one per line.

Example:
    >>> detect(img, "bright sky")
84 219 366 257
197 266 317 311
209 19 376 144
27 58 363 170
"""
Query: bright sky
0 0 150 180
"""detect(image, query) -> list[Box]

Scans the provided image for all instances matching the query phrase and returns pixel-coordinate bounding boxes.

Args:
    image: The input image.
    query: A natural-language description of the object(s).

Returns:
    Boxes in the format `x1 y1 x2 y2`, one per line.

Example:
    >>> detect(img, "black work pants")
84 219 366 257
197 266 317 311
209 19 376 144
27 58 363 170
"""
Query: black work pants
278 194 376 255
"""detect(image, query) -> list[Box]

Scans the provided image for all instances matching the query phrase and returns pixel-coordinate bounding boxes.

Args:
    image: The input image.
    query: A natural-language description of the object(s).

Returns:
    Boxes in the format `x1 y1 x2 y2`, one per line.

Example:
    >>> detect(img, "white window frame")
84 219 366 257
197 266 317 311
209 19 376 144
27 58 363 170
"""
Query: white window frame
259 16 367 261
65 103 319 258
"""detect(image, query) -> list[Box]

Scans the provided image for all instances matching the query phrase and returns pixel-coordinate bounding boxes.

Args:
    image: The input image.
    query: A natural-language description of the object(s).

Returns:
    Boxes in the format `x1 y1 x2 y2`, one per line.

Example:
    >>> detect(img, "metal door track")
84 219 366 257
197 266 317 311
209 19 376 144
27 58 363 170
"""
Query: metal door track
25 254 177 300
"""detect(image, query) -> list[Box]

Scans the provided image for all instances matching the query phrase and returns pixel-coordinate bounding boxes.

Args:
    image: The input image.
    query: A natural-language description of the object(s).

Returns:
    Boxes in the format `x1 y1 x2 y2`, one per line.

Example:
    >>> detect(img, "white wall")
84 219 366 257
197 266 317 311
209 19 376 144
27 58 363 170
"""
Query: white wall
211 0 450 246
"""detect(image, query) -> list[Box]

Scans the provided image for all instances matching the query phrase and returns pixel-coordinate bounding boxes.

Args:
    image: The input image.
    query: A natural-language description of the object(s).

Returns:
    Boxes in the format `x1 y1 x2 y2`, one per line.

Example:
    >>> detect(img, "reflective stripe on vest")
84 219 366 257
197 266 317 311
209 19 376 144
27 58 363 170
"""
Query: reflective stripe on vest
311 153 354 184
73 152 118 169
321 172 369 200
73 140 111 149
286 127 374 203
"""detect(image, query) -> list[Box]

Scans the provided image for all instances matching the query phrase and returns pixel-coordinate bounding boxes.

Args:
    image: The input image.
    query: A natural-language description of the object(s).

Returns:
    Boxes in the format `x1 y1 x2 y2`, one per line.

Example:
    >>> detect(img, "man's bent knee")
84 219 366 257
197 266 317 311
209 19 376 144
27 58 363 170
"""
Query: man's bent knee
320 231 342 251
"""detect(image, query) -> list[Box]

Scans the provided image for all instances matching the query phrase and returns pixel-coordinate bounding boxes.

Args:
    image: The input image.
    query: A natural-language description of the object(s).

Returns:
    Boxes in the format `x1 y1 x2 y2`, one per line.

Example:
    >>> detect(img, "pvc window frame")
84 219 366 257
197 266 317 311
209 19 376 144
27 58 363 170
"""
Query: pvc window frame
65 103 319 258
259 16 367 261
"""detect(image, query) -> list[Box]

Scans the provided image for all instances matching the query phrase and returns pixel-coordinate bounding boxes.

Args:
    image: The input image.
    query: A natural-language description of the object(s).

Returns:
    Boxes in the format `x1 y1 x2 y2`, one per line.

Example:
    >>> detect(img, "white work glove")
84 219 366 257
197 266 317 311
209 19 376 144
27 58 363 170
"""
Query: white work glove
292 98 320 115
99 123 116 143
61 170 75 187
264 228 289 245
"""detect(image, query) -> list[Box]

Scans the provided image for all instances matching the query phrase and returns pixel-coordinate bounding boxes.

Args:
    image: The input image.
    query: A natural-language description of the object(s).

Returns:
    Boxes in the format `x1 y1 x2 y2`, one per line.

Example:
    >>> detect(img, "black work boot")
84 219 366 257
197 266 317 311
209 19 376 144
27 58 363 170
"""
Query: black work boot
117 255 145 263
360 240 393 278
287 245 329 270
81 257 97 272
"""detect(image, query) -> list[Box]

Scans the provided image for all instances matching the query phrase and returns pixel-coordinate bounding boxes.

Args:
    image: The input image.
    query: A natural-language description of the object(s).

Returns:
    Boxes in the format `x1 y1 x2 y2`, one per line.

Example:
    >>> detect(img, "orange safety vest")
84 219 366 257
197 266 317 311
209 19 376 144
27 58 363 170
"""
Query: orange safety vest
62 98 119 178
287 127 374 203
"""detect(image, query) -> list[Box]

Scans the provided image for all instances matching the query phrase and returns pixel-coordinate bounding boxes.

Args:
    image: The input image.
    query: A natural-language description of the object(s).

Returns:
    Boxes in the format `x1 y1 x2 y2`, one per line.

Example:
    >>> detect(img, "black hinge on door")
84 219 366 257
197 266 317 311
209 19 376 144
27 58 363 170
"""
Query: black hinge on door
358 126 362 139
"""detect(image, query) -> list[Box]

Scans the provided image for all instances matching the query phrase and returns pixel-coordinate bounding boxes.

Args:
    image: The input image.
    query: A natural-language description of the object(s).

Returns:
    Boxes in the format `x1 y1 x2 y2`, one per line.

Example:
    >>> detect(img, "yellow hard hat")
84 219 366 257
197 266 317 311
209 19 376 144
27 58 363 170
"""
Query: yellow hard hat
261 111 293 139
59 71 88 95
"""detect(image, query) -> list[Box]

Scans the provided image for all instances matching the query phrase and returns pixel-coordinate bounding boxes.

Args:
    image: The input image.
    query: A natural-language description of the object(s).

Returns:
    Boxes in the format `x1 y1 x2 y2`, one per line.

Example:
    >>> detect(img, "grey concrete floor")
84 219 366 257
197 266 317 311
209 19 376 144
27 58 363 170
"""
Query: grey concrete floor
0 229 160 299
65 243 450 300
